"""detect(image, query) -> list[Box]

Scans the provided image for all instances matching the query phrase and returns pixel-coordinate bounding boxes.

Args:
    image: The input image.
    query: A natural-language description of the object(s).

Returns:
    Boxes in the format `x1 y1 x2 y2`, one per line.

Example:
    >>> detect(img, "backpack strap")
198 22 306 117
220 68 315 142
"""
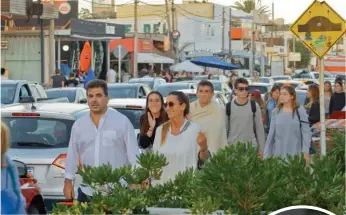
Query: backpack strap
295 109 310 151
226 100 233 138
250 100 257 140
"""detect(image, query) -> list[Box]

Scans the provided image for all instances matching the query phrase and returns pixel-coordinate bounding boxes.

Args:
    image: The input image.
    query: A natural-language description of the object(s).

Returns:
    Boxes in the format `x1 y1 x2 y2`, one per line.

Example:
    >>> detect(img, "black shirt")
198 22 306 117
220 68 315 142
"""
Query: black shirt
138 114 164 149
329 92 346 115
66 79 79 87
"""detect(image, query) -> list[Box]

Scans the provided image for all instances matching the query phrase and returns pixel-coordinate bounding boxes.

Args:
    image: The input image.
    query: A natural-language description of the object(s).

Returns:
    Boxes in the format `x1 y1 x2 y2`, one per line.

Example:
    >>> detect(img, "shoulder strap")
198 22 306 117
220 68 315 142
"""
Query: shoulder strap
250 100 257 140
250 100 256 114
180 120 191 134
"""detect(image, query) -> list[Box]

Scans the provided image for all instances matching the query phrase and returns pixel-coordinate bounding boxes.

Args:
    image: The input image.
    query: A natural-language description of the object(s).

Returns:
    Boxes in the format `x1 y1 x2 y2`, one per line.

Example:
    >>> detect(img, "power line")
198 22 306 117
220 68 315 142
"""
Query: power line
80 0 134 6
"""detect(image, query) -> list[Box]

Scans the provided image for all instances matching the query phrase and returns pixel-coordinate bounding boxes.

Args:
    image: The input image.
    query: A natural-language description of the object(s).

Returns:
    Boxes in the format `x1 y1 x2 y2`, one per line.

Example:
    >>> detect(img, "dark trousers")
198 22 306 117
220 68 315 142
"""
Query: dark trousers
77 187 92 203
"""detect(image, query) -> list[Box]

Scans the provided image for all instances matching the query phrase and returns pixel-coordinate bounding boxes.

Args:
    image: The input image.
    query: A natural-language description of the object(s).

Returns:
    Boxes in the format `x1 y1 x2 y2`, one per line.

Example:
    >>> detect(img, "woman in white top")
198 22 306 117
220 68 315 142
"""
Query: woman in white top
153 91 209 184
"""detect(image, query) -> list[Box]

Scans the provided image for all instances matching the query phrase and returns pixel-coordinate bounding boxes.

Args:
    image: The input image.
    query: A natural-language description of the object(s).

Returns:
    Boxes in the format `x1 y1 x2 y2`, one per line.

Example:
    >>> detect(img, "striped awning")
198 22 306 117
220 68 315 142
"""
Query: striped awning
313 119 346 130
324 56 346 73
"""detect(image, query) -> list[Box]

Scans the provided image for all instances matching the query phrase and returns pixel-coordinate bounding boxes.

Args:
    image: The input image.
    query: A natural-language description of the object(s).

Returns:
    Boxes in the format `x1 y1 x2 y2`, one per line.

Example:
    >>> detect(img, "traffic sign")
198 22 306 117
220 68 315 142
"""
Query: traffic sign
113 44 128 60
290 0 345 59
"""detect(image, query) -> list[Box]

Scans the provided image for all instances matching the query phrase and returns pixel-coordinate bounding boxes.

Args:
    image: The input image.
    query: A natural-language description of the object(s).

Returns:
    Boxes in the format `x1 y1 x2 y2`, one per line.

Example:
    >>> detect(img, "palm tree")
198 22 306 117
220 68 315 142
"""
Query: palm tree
232 0 270 14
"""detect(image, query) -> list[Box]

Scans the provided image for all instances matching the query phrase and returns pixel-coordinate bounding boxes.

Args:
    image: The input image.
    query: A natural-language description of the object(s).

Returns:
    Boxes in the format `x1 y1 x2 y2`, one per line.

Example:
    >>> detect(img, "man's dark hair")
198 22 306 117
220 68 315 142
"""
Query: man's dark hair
1 68 5 75
197 80 214 92
271 84 281 93
86 79 108 96
234 77 249 89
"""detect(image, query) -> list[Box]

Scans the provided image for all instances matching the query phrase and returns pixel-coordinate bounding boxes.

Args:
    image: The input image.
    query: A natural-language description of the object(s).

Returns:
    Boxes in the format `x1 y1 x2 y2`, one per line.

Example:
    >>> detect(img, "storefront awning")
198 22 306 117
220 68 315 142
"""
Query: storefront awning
138 53 174 64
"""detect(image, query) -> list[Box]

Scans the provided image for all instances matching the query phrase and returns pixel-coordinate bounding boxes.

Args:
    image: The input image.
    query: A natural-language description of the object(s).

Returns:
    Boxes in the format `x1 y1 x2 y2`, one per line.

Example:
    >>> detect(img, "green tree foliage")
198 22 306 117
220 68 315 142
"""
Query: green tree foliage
52 143 344 215
289 39 312 69
232 0 270 14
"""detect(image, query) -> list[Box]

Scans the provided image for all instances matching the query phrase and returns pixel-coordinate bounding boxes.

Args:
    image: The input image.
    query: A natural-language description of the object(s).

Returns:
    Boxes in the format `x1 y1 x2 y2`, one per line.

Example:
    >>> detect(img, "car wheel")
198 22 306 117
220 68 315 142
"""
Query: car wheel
27 204 40 215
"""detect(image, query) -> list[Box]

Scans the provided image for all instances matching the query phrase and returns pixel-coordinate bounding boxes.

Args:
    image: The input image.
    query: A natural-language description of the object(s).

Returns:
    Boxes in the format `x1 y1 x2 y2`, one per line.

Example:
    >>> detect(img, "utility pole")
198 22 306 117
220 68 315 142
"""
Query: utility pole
221 7 225 52
165 0 172 52
251 9 256 76
271 0 274 47
49 0 55 82
133 0 138 78
39 0 45 84
229 7 232 59
171 0 178 62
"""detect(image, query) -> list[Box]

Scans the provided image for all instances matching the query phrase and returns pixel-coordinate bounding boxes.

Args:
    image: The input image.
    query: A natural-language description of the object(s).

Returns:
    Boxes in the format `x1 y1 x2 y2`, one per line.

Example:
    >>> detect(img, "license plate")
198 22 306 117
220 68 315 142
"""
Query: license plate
27 167 34 176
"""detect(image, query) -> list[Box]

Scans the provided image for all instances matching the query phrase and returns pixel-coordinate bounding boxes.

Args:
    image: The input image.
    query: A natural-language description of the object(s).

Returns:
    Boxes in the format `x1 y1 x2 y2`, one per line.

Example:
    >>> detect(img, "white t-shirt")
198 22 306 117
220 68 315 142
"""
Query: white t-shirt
1 75 8 80
153 120 201 184
107 69 116 83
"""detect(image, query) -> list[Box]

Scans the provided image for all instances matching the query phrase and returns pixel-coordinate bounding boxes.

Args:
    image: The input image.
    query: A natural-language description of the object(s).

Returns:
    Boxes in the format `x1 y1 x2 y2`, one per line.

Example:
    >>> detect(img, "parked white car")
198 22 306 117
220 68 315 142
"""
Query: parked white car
107 98 146 141
177 89 229 108
2 102 89 206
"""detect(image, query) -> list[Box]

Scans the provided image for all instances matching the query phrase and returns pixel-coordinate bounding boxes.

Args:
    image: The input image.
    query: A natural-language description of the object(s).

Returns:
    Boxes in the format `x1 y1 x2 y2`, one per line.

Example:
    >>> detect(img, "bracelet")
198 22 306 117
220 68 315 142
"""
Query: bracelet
200 148 208 153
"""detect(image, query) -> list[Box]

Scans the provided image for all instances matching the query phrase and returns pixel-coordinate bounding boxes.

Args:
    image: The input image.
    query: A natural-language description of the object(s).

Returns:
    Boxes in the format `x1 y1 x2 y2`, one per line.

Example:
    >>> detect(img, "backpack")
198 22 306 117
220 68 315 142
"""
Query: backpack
1 157 26 215
296 109 316 154
226 99 257 139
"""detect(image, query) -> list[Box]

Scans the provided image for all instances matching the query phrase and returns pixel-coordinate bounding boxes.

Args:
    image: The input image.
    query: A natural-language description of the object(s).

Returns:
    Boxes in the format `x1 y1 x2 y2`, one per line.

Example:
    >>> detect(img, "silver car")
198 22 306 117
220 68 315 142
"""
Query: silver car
2 102 89 205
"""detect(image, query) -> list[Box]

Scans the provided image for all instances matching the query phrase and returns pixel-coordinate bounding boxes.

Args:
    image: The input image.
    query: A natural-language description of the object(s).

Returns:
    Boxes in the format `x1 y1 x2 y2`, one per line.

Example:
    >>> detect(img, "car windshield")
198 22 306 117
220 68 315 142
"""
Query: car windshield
259 78 270 83
1 84 16 104
108 87 137 98
128 80 153 89
211 82 222 91
273 76 290 81
155 85 189 97
276 83 300 88
46 90 76 102
193 76 219 81
248 86 269 94
313 73 332 79
2 117 74 148
113 108 143 129
186 94 198 102
296 91 307 106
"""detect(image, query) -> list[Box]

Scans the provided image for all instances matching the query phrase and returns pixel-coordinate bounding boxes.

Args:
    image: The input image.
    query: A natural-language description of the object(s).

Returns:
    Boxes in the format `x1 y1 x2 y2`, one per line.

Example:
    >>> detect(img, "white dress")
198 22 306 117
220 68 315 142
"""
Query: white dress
153 120 201 184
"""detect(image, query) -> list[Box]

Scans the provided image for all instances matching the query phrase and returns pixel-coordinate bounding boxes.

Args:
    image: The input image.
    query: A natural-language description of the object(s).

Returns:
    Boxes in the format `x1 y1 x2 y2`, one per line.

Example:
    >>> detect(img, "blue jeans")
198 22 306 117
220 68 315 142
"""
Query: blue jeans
77 187 91 203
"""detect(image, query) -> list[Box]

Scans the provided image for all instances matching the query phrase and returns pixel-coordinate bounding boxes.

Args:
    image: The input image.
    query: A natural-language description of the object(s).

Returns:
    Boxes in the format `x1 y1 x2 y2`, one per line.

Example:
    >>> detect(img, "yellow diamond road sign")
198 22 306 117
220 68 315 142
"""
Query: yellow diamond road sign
290 0 346 59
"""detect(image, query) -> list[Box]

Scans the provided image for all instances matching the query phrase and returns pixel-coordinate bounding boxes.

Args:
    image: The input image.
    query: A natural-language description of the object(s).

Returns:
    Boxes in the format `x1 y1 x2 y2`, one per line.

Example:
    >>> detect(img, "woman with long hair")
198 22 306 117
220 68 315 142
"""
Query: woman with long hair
305 84 320 126
153 91 209 184
324 81 333 117
1 122 26 214
329 81 346 115
263 86 312 164
139 91 168 150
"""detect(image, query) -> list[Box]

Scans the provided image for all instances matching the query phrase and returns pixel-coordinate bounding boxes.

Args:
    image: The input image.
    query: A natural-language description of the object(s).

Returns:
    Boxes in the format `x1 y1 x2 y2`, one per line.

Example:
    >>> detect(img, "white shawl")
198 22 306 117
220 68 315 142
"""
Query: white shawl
189 100 228 154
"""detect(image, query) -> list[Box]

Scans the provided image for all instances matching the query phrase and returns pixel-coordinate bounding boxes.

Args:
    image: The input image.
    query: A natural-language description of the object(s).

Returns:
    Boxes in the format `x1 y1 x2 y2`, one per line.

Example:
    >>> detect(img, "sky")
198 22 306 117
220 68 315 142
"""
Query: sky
113 0 346 24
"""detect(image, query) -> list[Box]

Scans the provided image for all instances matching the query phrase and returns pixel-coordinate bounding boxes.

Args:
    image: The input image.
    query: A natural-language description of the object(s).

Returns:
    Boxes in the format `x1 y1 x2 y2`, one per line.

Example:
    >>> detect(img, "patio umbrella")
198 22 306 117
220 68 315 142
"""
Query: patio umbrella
191 56 240 70
170 60 204 73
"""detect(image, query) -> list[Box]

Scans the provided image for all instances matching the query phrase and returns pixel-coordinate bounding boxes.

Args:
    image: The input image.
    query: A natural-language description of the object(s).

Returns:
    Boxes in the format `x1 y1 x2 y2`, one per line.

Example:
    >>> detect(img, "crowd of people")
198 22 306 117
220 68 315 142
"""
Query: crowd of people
2 74 345 208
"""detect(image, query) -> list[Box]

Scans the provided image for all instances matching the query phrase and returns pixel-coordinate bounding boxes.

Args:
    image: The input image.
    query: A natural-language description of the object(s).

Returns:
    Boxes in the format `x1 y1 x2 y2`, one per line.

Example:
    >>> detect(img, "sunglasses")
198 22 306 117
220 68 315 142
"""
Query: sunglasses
165 101 184 108
237 87 249 91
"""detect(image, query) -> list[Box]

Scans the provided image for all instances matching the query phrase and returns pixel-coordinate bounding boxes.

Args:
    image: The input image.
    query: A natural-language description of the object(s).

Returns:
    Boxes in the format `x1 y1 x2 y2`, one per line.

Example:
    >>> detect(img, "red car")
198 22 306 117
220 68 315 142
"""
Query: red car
13 160 47 214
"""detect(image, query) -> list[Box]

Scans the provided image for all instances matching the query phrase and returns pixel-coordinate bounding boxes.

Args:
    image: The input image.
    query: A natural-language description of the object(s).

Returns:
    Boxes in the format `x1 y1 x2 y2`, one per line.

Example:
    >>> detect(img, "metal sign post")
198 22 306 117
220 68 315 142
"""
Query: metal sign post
319 58 326 155
118 45 122 83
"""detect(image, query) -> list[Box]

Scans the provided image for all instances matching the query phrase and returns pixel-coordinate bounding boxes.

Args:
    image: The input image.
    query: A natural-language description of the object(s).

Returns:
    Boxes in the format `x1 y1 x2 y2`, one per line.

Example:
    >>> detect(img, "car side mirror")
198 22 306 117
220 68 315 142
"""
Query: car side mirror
19 96 36 103
79 98 87 104
13 160 28 178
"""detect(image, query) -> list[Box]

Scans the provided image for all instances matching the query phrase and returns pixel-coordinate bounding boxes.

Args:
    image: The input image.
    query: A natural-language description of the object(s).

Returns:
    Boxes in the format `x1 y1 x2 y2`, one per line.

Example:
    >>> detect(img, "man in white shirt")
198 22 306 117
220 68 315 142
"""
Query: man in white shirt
63 79 140 202
107 67 116 83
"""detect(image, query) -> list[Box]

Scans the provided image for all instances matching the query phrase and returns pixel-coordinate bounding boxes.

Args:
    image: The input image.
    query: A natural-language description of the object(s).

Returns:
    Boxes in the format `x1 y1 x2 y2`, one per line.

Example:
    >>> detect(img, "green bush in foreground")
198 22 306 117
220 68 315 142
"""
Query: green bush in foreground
52 141 345 215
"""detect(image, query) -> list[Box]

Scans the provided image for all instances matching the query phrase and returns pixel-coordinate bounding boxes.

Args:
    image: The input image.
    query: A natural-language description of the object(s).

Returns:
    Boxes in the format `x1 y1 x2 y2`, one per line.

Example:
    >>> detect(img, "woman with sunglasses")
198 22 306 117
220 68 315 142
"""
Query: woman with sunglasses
153 91 209 184
264 86 311 164
139 91 168 150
